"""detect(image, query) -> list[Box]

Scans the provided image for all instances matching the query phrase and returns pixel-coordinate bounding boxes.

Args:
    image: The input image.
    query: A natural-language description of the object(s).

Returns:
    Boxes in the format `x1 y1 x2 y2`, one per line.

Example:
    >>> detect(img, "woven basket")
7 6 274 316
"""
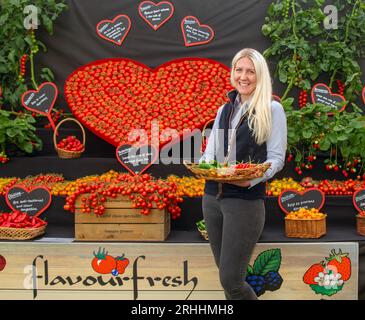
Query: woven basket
285 216 326 238
198 229 209 241
184 161 271 182
0 224 46 240
54 118 85 159
356 215 365 236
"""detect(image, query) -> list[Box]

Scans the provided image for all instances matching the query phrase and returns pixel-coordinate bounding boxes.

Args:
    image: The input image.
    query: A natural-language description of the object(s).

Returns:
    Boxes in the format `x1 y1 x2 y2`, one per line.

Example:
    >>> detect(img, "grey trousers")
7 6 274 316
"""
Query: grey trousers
202 194 265 300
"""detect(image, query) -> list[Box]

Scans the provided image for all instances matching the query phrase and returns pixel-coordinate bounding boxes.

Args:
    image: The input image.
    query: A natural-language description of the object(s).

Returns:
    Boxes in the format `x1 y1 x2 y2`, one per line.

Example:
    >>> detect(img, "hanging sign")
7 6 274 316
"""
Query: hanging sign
116 144 158 175
96 14 131 46
311 83 346 113
5 186 52 217
21 82 58 130
181 16 214 47
278 188 325 214
138 1 174 31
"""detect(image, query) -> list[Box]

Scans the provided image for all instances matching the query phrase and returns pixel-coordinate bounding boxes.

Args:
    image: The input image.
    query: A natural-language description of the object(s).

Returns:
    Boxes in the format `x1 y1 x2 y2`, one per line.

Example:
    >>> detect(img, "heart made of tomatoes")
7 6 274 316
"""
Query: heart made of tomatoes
64 58 232 148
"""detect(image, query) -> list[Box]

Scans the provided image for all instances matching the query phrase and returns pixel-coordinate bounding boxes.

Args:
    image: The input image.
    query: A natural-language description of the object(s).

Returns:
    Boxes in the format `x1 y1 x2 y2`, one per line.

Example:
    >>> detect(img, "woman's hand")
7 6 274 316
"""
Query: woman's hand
225 180 251 187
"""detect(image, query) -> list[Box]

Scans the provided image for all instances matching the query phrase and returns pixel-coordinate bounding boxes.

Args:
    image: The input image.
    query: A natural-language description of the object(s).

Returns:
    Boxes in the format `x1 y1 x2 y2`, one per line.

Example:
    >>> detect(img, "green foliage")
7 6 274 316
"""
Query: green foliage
0 0 67 110
0 110 42 154
284 98 365 173
263 0 365 101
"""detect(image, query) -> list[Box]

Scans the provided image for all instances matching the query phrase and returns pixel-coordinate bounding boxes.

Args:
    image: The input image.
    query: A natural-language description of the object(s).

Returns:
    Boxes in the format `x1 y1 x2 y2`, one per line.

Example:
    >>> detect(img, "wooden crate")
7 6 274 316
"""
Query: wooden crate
74 195 170 241
285 217 326 239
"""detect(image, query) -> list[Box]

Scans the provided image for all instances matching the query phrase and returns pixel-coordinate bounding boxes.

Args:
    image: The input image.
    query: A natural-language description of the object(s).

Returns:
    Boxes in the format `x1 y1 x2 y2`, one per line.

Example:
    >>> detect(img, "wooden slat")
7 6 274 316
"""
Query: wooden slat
75 208 166 223
75 195 158 209
75 223 168 241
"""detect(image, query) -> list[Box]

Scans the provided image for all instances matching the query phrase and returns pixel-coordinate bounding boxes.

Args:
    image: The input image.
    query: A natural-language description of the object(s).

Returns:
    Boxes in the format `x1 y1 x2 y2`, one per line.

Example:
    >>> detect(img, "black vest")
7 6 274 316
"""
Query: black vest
204 91 267 200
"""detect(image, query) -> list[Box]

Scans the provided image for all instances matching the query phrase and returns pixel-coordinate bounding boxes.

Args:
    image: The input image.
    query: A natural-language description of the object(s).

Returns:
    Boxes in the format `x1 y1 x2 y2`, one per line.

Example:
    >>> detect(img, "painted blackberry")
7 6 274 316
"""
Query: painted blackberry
246 275 266 296
264 271 283 291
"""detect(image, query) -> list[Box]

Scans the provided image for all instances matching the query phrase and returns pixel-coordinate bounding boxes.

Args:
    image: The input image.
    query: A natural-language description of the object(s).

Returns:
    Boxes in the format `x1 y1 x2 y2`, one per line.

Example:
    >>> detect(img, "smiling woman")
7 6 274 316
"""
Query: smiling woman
201 48 287 300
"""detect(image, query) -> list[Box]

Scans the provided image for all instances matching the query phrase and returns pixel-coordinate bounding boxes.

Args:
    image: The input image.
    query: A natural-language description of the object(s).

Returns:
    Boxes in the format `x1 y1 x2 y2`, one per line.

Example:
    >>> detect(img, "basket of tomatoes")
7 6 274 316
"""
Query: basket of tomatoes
184 160 271 182
0 211 47 240
285 208 327 239
356 211 365 236
54 118 85 159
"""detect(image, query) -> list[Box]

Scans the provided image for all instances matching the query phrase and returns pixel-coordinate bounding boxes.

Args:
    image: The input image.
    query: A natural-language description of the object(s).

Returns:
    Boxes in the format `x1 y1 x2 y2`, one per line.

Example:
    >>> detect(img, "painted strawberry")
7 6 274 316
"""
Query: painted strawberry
115 254 129 275
326 249 351 281
303 262 325 285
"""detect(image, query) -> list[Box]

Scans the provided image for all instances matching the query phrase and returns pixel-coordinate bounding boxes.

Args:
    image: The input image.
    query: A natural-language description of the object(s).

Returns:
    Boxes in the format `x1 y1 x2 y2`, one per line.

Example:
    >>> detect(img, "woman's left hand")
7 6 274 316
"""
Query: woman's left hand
226 180 251 187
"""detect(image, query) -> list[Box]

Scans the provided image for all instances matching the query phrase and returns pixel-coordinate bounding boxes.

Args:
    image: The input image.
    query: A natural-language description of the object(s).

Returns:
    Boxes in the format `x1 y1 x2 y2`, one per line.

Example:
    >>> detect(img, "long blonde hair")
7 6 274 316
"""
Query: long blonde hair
230 48 272 145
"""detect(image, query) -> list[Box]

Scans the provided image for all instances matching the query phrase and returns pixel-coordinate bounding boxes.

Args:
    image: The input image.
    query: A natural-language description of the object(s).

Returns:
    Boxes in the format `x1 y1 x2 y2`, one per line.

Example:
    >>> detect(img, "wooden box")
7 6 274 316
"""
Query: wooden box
74 195 170 241
285 217 326 239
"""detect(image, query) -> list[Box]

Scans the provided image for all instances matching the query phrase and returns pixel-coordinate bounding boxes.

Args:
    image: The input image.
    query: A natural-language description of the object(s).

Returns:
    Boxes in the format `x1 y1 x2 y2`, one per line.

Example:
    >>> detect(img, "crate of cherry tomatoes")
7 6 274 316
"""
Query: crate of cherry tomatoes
54 118 85 159
184 160 270 182
285 208 327 239
0 211 47 240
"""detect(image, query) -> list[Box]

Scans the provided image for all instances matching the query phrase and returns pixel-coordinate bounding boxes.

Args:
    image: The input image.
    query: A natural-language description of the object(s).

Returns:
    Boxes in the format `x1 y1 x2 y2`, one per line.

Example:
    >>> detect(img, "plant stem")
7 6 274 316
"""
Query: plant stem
29 52 38 90
282 77 294 101
329 69 337 89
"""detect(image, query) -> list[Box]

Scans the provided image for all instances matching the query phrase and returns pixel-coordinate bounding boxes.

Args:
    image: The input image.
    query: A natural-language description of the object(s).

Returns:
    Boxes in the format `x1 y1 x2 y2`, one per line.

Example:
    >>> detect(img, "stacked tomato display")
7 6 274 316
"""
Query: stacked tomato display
64 58 232 147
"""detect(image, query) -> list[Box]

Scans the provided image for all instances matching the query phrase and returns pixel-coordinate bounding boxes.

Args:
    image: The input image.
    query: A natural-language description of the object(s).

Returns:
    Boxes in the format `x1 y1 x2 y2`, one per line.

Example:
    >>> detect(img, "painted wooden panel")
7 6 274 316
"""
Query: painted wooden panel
0 242 358 300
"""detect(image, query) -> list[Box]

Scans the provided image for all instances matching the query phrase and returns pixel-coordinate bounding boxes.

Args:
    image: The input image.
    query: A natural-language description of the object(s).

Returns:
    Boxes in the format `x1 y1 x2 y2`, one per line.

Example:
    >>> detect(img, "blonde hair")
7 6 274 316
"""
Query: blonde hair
230 48 272 145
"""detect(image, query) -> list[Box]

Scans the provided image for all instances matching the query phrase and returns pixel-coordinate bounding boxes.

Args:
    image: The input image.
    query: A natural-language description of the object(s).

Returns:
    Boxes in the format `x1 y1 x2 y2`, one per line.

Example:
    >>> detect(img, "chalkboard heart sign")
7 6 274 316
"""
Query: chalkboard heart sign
353 189 365 213
181 16 214 47
5 186 52 217
311 83 347 113
96 14 131 46
138 1 174 31
116 144 158 175
21 82 58 116
278 188 325 214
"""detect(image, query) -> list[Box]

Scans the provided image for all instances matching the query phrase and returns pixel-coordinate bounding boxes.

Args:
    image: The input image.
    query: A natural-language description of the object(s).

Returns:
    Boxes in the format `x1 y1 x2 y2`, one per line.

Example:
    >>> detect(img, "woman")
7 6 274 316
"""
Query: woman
200 48 287 300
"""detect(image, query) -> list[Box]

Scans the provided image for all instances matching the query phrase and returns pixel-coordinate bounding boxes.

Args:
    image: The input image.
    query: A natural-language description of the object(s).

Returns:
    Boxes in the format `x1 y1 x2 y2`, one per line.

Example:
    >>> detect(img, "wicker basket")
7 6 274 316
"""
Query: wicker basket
285 216 326 238
0 224 47 240
54 118 85 159
184 161 271 182
356 215 365 236
198 229 209 241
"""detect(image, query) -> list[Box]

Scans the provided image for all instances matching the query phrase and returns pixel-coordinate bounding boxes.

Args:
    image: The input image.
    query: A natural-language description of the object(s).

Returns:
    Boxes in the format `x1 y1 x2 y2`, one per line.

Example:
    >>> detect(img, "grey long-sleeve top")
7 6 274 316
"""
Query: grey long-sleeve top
200 96 287 187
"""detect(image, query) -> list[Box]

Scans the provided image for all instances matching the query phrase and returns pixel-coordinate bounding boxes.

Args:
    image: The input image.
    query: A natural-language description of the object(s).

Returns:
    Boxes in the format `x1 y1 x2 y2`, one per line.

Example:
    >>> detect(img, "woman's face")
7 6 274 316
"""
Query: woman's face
232 57 257 101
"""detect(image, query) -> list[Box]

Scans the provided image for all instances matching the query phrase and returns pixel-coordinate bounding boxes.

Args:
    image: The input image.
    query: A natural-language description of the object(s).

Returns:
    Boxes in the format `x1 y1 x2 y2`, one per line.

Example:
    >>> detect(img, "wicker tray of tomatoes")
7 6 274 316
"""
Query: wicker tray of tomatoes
0 211 47 240
184 161 271 182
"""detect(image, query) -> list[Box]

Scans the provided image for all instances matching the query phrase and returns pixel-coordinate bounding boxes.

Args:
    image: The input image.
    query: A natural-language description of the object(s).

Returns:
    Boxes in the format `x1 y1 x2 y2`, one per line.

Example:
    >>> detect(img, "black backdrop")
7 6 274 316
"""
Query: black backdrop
31 0 364 159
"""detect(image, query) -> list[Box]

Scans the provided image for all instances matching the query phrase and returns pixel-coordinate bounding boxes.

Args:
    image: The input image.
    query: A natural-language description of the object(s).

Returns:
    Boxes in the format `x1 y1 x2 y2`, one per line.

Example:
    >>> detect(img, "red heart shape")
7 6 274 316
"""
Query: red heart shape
181 16 214 47
96 14 131 46
21 82 58 116
278 188 325 214
353 189 365 213
64 58 231 148
116 144 158 175
138 1 174 31
311 83 347 113
5 185 52 217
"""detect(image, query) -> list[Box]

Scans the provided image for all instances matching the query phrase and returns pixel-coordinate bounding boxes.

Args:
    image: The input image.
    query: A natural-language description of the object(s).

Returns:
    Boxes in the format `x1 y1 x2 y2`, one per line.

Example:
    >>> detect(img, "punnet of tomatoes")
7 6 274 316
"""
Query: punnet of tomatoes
57 135 84 152
266 177 305 196
63 172 183 219
0 211 47 229
316 179 365 195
